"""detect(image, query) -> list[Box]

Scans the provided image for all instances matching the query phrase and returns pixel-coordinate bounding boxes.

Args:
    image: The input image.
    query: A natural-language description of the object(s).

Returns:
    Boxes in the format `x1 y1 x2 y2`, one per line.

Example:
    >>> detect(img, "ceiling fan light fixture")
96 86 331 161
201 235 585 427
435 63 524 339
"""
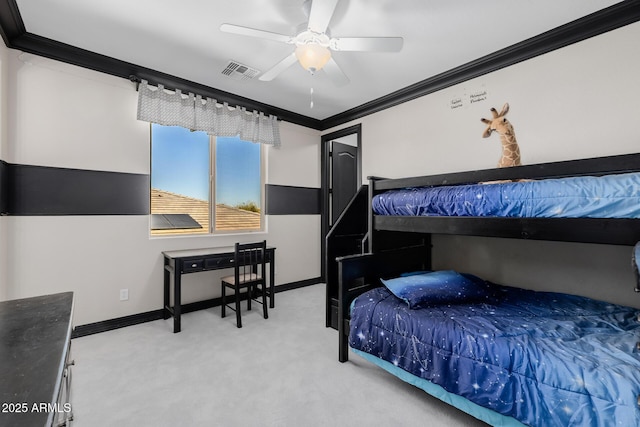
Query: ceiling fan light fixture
295 43 331 73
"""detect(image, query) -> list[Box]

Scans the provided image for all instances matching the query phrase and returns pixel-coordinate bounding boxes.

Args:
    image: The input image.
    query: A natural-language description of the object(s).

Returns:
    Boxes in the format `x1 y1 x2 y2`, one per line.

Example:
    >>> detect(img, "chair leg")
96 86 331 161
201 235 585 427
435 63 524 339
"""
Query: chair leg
261 284 268 320
221 283 226 318
234 286 242 328
247 285 252 311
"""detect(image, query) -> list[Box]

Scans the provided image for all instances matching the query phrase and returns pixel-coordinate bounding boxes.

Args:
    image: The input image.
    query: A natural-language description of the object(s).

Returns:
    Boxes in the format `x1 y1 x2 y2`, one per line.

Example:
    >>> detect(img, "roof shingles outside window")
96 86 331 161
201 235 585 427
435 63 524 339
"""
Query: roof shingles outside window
150 189 260 235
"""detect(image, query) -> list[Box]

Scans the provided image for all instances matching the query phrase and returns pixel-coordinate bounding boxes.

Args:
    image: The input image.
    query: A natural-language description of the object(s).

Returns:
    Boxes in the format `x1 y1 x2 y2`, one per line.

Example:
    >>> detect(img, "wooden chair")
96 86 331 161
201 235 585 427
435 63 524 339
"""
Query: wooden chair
221 241 268 328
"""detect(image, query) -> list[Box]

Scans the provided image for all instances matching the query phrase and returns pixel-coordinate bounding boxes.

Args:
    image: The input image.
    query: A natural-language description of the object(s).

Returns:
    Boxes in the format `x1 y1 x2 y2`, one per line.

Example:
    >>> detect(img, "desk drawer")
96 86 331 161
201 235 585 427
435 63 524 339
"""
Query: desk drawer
205 256 233 269
183 259 204 272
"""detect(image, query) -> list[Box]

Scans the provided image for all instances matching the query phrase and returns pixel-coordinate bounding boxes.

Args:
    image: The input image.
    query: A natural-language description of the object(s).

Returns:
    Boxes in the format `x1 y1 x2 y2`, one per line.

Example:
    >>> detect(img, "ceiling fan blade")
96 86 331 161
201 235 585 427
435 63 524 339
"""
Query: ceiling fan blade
259 53 298 81
307 0 339 34
322 57 349 86
220 23 294 44
331 37 404 52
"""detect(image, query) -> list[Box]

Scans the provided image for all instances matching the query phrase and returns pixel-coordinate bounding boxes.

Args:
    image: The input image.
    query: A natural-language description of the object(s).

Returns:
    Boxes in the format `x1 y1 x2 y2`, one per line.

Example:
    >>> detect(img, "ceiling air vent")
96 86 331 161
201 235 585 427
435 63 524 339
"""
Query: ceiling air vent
222 60 260 81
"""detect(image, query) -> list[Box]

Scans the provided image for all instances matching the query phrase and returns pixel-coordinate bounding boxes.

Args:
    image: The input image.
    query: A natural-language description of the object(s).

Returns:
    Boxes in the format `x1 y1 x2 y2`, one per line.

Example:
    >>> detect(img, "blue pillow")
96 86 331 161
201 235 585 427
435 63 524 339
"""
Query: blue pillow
380 270 493 309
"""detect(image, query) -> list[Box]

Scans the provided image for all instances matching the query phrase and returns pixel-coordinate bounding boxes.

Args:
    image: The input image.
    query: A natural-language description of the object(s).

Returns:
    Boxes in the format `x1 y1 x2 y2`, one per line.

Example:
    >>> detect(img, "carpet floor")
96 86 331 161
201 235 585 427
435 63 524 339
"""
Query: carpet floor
71 283 488 426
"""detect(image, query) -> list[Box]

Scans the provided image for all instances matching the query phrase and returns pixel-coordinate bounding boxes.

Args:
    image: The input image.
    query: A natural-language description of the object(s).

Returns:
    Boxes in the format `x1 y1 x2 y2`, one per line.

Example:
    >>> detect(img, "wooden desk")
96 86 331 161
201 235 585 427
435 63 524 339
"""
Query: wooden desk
163 246 276 333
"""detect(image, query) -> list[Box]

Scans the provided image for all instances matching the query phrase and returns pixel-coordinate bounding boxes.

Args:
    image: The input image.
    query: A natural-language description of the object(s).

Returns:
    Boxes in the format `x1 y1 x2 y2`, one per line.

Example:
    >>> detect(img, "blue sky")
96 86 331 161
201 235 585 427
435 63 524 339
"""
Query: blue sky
151 124 261 207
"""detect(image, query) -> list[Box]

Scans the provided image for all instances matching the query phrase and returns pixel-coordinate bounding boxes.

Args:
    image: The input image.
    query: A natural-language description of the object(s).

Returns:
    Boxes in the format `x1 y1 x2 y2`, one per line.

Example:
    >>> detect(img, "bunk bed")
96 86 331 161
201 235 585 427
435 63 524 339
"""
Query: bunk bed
336 153 640 427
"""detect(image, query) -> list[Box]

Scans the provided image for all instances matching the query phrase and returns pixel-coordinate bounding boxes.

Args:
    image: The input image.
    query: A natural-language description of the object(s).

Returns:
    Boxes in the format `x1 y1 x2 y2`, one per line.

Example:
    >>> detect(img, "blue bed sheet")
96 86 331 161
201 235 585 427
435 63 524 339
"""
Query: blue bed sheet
349 285 640 426
372 172 640 218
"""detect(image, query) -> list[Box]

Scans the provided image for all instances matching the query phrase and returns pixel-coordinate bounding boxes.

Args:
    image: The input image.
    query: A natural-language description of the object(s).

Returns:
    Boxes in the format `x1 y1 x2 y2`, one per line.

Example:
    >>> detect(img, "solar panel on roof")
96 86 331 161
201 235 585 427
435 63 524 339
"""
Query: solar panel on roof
151 214 202 230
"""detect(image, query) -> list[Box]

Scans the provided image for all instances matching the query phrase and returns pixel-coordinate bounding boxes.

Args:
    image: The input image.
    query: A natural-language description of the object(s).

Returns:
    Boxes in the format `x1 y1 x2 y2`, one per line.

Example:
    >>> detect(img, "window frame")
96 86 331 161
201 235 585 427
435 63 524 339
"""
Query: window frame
149 124 265 237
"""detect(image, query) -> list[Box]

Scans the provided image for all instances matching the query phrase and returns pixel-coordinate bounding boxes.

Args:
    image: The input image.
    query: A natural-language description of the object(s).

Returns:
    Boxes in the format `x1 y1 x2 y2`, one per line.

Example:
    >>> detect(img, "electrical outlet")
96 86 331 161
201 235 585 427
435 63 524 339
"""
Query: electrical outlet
119 289 129 301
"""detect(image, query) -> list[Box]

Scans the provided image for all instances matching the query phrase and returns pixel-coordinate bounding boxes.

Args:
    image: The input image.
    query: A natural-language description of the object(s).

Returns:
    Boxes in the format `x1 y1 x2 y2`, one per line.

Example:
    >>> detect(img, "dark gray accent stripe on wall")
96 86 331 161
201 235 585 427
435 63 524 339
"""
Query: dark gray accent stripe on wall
265 184 320 215
0 160 8 214
9 163 149 215
0 160 9 215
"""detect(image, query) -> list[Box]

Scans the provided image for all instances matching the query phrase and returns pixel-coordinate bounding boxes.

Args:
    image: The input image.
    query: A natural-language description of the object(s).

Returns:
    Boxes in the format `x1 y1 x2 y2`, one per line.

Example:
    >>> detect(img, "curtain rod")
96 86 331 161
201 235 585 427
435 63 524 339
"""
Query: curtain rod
128 74 281 121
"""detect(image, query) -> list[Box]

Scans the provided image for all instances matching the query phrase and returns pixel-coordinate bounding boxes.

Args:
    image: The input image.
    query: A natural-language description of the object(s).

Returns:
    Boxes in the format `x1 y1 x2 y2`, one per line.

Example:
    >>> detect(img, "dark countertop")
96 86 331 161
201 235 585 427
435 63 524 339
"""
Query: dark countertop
0 292 74 427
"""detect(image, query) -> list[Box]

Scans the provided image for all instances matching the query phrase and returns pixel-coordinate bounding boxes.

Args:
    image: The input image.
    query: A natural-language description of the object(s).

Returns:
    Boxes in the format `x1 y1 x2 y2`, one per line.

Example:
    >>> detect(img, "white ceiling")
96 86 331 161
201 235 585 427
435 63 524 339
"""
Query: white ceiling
14 0 623 121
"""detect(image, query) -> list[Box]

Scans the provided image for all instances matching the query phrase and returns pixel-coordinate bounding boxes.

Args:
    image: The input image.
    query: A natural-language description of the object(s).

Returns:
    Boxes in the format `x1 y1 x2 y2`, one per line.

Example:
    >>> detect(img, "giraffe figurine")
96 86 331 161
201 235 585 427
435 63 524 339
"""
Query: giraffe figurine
481 103 521 167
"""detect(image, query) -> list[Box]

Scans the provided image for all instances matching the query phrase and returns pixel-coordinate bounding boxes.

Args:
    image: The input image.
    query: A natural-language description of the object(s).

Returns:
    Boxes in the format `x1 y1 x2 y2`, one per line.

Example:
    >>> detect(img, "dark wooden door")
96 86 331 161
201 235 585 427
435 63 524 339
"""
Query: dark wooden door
330 141 358 226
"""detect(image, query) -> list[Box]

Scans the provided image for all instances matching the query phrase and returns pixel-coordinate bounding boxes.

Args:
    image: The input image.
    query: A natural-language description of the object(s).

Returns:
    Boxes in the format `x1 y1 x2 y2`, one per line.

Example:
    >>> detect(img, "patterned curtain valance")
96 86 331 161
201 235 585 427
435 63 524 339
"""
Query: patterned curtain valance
136 80 281 147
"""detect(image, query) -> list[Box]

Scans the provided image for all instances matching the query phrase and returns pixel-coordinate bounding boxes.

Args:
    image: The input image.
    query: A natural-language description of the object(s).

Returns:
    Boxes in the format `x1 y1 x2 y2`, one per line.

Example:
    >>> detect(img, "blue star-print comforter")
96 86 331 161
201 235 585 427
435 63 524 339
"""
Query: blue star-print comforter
349 285 640 426
372 172 640 218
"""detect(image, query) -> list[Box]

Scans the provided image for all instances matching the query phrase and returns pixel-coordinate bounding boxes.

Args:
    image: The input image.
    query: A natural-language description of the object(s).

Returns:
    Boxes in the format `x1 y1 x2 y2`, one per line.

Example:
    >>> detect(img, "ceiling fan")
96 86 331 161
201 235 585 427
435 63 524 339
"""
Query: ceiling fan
220 0 403 86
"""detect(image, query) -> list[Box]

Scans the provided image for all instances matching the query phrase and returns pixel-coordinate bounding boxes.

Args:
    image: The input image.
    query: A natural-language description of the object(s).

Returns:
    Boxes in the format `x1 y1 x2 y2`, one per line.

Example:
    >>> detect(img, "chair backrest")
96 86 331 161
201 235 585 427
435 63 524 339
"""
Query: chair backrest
234 240 267 284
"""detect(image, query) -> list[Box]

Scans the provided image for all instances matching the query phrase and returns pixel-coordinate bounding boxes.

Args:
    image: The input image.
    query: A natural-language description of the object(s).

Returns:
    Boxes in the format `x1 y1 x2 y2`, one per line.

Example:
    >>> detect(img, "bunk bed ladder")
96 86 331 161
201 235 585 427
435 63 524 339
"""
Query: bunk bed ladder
325 185 369 329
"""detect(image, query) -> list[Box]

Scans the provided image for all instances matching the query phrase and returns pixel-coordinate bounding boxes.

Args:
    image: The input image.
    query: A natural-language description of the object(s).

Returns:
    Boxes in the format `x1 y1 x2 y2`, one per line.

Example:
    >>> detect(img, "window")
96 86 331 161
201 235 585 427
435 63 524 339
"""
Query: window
150 124 263 236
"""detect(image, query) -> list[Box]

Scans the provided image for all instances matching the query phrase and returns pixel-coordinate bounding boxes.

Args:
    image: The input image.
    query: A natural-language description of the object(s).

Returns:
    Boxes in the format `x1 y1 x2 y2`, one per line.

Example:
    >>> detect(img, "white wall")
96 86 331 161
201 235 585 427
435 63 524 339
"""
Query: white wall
2 50 321 326
0 43 8 160
268 121 322 287
0 42 9 301
326 22 640 308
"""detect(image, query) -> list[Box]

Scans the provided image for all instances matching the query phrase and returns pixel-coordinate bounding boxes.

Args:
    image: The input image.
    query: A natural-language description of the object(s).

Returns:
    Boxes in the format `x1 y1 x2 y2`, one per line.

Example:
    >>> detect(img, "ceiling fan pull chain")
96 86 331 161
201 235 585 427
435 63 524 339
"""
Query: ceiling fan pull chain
310 87 314 109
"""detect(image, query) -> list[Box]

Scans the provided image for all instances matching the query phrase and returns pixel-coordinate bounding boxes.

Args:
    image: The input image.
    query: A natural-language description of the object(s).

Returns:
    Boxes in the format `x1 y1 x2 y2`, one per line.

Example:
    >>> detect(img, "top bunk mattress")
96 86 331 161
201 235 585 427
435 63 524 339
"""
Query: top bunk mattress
372 172 640 219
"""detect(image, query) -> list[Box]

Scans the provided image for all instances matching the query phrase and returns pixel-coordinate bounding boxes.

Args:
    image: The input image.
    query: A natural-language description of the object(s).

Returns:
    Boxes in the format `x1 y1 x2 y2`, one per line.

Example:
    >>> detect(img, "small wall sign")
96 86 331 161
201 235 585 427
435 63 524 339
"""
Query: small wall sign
450 97 464 110
449 86 489 111
469 89 488 104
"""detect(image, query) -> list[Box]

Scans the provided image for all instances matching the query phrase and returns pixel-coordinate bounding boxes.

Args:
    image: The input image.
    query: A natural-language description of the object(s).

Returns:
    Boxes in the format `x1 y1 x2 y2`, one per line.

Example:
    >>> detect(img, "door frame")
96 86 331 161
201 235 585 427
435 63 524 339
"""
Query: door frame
320 123 362 282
